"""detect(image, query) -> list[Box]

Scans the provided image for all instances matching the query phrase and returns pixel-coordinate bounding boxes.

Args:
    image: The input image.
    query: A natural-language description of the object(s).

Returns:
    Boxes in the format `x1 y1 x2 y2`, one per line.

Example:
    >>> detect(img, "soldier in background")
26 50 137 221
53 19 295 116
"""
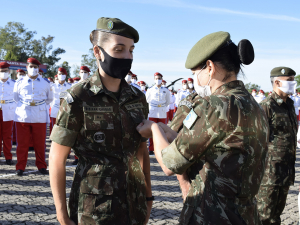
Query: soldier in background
140 81 147 94
257 90 266 103
39 69 44 77
0 62 17 165
167 89 176 122
16 69 26 80
49 17 152 225
256 67 298 225
146 72 170 155
48 77 54 84
79 66 90 81
187 78 195 93
137 31 268 224
176 80 189 106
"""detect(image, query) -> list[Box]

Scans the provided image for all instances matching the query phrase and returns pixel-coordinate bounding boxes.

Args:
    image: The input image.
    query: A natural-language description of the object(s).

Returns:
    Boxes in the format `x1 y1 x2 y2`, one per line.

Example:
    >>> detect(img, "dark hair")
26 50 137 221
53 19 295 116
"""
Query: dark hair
89 30 112 47
198 39 254 81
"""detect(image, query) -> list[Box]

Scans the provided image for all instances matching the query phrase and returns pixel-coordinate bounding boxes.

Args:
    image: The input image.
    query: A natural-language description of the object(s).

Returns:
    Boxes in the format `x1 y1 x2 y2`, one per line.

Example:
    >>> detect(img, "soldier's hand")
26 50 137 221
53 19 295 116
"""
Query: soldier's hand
136 120 155 138
157 122 178 142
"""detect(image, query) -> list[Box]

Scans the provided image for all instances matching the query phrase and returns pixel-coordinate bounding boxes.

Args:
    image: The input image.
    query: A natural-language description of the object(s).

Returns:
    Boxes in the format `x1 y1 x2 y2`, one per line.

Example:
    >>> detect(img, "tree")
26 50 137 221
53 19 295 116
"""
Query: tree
0 22 65 78
73 48 98 77
295 75 300 90
244 82 261 93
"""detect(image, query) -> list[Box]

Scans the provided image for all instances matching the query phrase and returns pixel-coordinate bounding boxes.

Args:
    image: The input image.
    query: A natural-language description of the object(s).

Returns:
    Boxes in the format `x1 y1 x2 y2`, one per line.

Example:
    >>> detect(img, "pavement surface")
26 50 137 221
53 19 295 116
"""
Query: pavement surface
0 134 299 224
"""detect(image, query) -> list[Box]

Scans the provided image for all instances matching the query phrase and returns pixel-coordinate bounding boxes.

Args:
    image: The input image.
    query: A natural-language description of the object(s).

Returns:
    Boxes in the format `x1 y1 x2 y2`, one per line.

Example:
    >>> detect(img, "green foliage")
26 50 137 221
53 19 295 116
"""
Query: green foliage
0 22 65 78
295 75 300 90
244 82 261 93
73 48 98 77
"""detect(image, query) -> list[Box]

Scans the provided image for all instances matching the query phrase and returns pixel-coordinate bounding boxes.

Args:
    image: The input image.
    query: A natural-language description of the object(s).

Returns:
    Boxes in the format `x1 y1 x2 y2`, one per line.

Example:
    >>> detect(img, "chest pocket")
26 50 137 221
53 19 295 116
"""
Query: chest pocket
274 113 290 132
83 106 114 145
124 102 145 124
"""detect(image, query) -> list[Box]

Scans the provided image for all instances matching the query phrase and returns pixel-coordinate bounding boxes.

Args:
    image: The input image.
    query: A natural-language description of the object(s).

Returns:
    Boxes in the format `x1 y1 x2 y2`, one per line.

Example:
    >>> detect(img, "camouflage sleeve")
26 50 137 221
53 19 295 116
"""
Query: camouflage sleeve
141 95 149 142
169 103 191 132
162 99 231 174
259 102 273 142
50 92 83 147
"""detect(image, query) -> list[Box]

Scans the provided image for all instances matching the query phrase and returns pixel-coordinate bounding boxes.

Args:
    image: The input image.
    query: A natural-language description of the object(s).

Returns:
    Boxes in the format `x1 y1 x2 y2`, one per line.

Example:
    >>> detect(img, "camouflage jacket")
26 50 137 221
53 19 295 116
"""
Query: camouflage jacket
50 70 148 225
162 81 269 225
259 92 297 187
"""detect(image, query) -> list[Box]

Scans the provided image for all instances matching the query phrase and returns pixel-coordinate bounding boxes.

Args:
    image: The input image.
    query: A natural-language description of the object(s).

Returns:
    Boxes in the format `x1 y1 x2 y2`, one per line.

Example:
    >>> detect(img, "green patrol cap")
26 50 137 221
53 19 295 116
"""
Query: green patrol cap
270 67 296 77
185 31 231 69
96 17 139 43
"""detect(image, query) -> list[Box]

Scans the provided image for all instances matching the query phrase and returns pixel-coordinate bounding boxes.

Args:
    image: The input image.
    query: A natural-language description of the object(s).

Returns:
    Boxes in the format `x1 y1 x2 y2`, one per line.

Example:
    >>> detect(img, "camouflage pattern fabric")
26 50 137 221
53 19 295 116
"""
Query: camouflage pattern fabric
162 80 269 225
256 92 297 225
256 186 289 225
50 70 149 225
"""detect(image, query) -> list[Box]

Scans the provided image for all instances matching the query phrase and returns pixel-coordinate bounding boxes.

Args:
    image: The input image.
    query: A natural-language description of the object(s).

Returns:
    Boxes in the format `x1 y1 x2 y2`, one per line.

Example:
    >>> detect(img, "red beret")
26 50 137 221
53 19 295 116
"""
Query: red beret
48 77 54 82
73 77 81 81
58 67 67 75
162 80 166 83
80 66 90 73
182 80 187 84
17 69 25 73
128 70 133 75
39 69 44 73
55 75 58 78
259 90 264 93
0 62 10 68
27 58 41 66
187 78 193 82
68 78 74 81
131 74 137 78
154 72 162 77
252 89 257 92
140 81 146 85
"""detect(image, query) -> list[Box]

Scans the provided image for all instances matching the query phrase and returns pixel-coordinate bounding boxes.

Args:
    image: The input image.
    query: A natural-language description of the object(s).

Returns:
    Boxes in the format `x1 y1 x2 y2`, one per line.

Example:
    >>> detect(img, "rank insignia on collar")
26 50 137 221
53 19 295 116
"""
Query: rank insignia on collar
277 99 283 104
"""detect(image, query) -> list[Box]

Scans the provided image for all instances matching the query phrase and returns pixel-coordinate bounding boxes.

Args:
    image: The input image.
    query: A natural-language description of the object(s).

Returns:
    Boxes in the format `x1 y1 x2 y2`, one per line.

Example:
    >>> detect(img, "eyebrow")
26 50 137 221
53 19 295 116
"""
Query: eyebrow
114 44 135 48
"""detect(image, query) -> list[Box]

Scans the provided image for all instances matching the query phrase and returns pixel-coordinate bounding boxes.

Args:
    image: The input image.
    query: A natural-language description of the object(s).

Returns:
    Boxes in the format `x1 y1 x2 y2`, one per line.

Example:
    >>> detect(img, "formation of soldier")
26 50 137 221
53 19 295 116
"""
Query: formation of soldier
0 16 299 225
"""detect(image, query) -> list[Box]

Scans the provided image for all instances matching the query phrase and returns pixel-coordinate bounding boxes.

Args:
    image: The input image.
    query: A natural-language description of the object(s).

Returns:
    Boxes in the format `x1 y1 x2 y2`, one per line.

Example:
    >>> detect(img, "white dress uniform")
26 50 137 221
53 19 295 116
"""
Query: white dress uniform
256 94 266 103
146 86 171 118
14 75 53 123
50 82 72 118
0 79 17 121
131 82 141 90
169 94 176 111
291 95 300 116
176 89 190 106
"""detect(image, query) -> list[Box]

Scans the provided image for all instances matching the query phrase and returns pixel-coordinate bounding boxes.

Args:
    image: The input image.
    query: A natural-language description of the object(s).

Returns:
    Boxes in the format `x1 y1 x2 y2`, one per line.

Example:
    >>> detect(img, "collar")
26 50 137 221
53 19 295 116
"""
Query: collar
213 80 245 95
271 91 293 106
0 79 9 85
58 82 66 87
88 69 136 98
26 75 40 82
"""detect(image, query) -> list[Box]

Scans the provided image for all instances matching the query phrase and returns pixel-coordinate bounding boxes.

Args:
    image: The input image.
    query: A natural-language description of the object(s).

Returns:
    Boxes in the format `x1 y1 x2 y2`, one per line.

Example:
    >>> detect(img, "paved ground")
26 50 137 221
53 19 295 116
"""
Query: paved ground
0 134 299 224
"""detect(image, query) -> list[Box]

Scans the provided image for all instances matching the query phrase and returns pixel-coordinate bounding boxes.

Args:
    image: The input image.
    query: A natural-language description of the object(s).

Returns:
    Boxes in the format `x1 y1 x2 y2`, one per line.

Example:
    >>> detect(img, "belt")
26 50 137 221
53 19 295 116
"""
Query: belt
150 103 166 107
0 99 14 104
20 99 45 106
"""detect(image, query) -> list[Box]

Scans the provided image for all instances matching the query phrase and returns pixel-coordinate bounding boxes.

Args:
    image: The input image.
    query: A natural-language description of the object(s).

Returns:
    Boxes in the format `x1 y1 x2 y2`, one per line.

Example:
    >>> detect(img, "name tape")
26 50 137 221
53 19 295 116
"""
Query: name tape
125 102 144 110
84 106 113 113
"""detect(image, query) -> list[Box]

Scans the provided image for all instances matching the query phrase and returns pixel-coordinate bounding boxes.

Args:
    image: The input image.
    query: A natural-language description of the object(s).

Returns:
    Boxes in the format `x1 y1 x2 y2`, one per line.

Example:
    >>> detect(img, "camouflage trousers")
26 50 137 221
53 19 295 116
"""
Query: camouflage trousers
256 185 290 225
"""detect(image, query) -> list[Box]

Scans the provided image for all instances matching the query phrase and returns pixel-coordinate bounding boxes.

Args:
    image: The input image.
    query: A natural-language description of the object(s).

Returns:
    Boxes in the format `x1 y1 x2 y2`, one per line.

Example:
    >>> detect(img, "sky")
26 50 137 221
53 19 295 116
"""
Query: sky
1 0 300 91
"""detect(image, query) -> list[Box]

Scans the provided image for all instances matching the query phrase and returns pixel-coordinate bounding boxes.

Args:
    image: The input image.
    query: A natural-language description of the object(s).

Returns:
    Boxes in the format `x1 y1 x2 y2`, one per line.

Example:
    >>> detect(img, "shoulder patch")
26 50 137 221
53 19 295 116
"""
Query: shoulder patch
11 79 16 82
60 91 74 104
179 100 193 109
183 109 198 129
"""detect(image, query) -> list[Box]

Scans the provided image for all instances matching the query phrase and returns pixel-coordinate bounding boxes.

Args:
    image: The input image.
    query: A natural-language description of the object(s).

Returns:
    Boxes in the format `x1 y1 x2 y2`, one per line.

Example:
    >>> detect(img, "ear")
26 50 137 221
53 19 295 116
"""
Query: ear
93 46 104 61
274 79 281 87
206 60 216 77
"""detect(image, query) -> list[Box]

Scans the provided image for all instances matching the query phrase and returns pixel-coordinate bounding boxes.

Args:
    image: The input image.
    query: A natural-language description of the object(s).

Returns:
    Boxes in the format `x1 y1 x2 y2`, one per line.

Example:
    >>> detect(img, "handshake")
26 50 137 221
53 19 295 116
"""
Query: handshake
136 119 178 143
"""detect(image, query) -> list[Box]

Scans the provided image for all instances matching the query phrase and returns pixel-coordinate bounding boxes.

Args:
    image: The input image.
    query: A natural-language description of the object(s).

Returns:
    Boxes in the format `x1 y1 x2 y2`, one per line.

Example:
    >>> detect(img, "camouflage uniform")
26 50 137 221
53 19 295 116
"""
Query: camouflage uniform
50 70 149 225
256 92 298 225
162 81 269 225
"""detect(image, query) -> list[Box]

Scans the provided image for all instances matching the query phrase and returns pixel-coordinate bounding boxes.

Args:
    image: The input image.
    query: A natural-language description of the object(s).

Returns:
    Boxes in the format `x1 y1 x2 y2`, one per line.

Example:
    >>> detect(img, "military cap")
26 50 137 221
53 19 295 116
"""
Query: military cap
131 74 137 78
58 67 67 75
270 66 296 77
39 69 44 73
17 69 25 73
154 72 162 77
55 75 58 78
27 58 41 65
68 78 73 82
0 62 10 68
80 66 90 73
185 31 231 69
96 17 139 43
48 77 54 82
162 80 166 83
73 77 80 81
188 78 193 82
140 81 146 85
182 80 187 84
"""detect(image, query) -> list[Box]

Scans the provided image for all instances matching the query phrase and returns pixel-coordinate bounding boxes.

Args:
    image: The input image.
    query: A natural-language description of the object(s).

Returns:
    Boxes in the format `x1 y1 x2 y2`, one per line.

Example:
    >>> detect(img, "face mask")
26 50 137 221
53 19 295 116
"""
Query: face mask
252 93 256 96
98 46 132 80
155 79 162 86
125 75 132 82
80 72 89 80
0 72 10 79
28 67 39 76
55 80 59 84
58 74 66 81
277 80 297 95
188 83 194 89
182 84 187 90
141 86 145 91
131 79 136 84
193 65 212 97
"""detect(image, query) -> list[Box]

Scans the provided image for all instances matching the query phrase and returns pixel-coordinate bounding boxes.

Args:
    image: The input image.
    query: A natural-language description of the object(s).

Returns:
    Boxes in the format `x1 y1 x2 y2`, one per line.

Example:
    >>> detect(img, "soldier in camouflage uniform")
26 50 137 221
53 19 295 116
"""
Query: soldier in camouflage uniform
137 31 270 224
256 67 298 225
49 18 152 225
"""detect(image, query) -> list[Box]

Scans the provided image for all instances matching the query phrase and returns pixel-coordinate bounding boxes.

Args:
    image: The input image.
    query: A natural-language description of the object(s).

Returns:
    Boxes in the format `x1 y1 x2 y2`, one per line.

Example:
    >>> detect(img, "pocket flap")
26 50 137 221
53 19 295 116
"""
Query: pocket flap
80 176 113 195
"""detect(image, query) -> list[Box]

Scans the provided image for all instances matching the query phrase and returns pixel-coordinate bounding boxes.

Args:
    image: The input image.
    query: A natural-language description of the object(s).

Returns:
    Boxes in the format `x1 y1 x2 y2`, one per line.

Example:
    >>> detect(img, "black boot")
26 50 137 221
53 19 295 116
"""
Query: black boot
6 159 14 165
39 168 49 175
16 169 24 176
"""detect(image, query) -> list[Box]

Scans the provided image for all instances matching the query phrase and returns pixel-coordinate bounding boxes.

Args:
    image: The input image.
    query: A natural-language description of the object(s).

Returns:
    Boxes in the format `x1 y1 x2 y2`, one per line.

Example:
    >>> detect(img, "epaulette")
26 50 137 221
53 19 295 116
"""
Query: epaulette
60 91 74 104
44 78 50 83
11 79 16 82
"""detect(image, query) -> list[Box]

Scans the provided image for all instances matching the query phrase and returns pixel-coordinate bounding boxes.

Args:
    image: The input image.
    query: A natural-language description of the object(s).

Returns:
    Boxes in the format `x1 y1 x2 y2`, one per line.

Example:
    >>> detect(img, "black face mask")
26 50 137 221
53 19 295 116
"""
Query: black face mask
98 46 133 80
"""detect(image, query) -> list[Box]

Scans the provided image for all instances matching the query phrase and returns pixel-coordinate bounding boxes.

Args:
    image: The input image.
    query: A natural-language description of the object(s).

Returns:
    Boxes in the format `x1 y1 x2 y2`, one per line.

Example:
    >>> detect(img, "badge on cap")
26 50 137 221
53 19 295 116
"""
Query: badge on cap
281 69 285 74
107 21 114 30
94 131 106 143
